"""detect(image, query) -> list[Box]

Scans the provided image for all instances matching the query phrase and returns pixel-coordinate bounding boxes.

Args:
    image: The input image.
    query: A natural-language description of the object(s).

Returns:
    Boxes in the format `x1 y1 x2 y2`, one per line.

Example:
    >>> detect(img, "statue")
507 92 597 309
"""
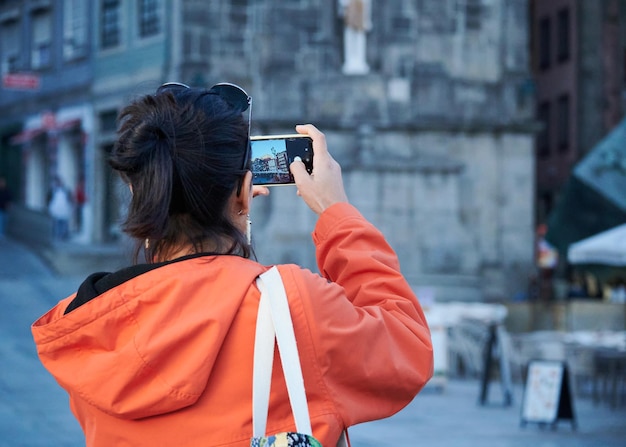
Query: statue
340 0 371 75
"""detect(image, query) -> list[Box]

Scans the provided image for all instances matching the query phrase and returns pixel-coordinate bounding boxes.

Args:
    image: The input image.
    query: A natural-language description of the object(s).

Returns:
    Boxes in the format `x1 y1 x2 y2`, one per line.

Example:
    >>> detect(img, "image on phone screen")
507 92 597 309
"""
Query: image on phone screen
251 135 313 185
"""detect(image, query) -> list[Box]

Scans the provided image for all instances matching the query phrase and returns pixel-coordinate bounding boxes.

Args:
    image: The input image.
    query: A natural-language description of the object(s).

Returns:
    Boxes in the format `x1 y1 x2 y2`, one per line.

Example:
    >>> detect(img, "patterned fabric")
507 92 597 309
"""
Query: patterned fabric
250 432 323 447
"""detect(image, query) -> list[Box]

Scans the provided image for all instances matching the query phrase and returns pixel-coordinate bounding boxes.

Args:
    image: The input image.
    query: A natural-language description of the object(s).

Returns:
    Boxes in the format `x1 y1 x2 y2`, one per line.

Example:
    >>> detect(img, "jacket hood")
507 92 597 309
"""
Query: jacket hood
32 255 265 420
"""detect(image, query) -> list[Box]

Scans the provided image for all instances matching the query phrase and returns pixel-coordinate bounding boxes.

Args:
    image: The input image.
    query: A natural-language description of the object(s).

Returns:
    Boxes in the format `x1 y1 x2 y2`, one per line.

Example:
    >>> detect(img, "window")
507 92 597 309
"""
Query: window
465 0 483 31
557 8 570 62
537 101 551 158
31 10 52 69
101 0 121 49
139 0 160 38
539 17 551 70
557 94 570 152
1 19 20 73
100 109 118 132
5 54 19 72
229 0 248 27
63 0 88 60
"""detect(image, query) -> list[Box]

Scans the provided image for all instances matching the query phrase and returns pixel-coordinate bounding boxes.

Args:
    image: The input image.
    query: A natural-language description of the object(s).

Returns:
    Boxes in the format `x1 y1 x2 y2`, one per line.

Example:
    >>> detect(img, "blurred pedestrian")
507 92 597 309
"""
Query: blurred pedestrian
47 176 72 240
74 176 86 232
0 176 12 238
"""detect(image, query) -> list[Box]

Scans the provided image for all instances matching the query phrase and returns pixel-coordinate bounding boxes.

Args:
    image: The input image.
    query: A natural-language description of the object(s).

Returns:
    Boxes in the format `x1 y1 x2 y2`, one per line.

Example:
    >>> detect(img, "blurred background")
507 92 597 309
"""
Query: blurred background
0 0 624 417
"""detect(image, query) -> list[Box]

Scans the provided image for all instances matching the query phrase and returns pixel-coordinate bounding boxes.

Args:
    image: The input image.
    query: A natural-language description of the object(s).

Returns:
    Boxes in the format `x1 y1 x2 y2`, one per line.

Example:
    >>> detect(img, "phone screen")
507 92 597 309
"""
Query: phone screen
250 135 313 185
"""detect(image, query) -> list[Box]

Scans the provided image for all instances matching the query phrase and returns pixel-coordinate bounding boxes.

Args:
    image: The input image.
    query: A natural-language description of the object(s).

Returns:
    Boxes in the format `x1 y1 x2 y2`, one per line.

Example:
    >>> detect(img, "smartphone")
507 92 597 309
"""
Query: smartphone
250 134 314 185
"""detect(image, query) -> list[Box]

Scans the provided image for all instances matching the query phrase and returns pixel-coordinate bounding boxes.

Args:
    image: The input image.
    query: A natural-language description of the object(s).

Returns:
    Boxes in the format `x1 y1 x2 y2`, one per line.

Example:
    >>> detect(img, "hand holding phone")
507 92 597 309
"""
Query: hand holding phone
290 124 348 215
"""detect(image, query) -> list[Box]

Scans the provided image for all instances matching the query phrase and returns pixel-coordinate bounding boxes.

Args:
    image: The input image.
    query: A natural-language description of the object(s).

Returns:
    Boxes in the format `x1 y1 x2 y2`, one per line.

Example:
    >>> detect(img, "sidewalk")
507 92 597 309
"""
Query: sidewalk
349 379 625 447
0 236 55 279
35 238 131 277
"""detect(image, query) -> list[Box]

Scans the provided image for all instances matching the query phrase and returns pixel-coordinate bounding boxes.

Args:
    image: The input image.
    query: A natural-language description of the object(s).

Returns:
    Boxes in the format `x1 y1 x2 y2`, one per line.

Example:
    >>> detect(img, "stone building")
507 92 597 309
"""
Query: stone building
234 0 537 301
0 0 536 302
530 0 626 228
0 0 93 246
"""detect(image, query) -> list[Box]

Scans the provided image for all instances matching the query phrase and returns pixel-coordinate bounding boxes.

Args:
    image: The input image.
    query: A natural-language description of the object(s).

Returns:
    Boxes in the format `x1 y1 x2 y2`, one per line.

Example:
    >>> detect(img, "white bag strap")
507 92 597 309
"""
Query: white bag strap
252 276 275 437
253 266 312 437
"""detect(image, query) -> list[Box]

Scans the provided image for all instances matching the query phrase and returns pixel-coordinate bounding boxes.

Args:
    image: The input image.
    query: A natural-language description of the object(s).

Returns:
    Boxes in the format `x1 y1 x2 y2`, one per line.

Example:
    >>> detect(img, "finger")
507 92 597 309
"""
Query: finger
291 158 315 193
252 185 270 198
295 124 329 158
295 123 321 136
290 158 309 184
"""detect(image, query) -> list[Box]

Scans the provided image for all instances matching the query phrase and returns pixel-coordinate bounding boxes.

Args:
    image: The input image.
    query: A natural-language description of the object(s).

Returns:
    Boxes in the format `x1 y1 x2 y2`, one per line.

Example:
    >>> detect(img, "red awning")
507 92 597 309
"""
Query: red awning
9 118 82 145
9 128 45 145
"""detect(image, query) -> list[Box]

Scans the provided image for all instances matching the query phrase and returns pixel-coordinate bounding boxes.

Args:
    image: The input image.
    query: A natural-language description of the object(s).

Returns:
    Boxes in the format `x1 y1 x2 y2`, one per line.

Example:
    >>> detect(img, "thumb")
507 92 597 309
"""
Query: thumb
290 156 310 184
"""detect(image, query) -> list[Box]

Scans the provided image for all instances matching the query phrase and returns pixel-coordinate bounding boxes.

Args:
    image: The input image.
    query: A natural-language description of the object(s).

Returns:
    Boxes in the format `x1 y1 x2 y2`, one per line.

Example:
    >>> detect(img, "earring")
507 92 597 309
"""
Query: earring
145 238 150 249
246 215 252 245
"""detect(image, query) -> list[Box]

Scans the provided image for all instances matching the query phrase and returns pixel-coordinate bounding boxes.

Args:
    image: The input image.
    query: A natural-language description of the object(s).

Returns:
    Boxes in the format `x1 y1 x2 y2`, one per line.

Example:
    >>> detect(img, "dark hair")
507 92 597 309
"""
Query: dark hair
109 87 250 263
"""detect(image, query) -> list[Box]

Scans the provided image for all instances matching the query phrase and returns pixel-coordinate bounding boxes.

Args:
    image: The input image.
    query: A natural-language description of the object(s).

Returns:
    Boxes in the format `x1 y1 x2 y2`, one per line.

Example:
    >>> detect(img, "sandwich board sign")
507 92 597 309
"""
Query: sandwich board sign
520 360 576 429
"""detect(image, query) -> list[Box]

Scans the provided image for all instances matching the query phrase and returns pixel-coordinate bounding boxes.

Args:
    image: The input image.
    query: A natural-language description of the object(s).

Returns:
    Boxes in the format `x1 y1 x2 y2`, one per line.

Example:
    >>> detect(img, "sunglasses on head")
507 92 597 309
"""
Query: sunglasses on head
157 82 252 195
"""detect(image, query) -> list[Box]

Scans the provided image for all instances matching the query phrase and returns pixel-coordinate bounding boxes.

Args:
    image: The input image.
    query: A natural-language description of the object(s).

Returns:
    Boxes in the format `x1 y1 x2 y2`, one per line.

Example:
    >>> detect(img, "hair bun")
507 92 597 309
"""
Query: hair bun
153 126 168 141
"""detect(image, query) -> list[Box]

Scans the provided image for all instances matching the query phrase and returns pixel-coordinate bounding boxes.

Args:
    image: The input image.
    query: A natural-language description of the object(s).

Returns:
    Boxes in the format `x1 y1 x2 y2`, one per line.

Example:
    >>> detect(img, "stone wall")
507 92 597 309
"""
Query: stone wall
251 127 535 302
183 0 537 301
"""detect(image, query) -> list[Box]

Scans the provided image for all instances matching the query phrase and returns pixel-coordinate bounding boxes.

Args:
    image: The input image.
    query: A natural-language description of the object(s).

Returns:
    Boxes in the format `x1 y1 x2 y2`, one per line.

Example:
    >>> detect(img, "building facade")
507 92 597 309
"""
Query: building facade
90 0 169 243
531 0 626 226
0 0 93 245
0 0 536 302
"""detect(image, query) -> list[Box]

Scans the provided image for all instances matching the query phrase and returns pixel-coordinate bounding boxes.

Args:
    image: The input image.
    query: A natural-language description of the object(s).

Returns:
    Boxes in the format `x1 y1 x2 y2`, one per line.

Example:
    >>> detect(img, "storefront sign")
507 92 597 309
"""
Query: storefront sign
2 73 40 90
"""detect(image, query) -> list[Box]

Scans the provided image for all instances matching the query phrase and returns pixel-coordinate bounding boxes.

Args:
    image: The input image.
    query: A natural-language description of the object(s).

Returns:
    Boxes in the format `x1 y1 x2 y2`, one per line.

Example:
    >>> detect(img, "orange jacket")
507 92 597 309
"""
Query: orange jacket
32 203 433 446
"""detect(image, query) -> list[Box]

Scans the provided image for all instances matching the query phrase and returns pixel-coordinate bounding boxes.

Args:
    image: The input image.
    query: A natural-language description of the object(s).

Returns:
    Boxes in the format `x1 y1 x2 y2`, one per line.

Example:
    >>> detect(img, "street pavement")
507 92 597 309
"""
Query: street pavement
0 237 85 447
0 236 624 447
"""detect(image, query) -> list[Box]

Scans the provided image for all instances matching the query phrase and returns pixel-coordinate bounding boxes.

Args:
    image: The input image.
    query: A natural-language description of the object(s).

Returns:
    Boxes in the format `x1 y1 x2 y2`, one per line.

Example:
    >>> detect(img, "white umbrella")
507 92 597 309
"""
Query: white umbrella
567 224 626 266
